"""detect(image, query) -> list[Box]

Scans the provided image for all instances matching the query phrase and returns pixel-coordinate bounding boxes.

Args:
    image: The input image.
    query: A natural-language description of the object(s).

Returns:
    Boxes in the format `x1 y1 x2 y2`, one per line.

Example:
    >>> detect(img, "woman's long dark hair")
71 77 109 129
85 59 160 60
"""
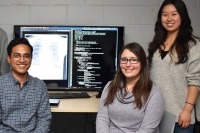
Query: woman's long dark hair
104 42 152 109
148 0 198 67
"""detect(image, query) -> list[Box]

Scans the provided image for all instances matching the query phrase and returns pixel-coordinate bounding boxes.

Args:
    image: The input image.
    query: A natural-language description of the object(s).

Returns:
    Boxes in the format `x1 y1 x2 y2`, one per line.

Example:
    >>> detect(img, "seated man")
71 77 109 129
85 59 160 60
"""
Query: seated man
0 38 52 132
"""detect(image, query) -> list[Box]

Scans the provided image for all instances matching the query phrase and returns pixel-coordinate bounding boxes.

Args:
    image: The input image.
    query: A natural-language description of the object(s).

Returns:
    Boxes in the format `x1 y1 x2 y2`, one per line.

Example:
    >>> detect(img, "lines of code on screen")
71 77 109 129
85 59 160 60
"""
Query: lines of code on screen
70 29 118 89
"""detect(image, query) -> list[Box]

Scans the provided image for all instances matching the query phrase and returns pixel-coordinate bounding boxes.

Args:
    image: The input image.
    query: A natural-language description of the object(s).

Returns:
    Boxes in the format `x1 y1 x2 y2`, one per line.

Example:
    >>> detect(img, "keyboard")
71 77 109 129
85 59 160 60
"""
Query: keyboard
49 92 91 99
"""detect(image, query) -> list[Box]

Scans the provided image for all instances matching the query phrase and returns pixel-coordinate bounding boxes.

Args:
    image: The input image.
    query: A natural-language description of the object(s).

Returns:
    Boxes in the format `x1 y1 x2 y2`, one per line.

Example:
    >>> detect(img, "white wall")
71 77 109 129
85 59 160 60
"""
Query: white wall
0 0 199 54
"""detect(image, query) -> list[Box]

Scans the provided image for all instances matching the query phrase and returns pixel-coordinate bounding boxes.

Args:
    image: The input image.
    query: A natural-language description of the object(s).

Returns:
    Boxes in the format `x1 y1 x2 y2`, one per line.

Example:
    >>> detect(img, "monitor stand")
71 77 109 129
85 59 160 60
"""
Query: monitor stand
46 83 59 87
46 83 66 90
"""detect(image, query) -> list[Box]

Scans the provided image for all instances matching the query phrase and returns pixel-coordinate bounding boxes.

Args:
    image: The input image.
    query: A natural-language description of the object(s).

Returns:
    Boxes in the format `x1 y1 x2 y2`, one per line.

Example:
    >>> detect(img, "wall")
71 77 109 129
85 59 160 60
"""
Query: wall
0 0 200 54
0 0 199 133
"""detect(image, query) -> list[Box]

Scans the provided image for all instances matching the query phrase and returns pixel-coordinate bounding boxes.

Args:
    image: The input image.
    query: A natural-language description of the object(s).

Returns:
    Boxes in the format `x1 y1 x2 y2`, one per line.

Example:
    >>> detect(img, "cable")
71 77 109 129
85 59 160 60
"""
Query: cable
62 114 85 133
89 113 96 132
83 113 87 133
84 113 96 133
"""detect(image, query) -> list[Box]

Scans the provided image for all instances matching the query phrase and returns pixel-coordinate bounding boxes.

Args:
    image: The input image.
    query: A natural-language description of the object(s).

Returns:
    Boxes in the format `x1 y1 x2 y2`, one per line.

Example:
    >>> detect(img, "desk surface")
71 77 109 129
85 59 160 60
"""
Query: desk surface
50 91 100 113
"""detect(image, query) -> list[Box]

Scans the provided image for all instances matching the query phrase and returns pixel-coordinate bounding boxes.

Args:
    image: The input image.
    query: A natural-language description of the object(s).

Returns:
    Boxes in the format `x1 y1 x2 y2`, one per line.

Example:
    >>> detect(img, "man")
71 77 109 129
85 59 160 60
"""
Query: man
0 28 10 75
0 38 52 132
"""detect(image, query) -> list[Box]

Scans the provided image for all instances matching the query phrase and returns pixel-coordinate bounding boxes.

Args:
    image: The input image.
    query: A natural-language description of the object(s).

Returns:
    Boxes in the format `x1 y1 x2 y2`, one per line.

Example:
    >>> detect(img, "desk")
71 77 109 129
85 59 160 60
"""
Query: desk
50 92 100 112
49 91 100 133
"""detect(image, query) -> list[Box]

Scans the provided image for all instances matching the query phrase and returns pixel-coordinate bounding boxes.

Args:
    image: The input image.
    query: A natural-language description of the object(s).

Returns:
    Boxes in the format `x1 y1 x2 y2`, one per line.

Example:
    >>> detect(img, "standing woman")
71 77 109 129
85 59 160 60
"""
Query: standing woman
148 0 200 132
96 42 165 133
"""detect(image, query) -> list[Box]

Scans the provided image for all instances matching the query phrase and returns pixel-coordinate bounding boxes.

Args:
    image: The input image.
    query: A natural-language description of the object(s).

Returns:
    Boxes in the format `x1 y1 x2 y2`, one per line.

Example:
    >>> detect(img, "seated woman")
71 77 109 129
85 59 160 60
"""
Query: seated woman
96 42 165 133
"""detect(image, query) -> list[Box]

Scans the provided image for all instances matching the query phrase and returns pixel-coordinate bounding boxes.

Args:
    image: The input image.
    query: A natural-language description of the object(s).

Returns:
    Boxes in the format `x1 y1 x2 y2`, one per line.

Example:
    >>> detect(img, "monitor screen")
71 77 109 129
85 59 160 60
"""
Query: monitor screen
14 25 124 91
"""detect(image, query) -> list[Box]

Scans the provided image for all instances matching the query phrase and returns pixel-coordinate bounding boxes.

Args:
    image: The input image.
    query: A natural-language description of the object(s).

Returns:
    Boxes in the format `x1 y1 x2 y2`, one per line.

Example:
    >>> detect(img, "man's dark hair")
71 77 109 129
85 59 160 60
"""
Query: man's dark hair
7 38 33 56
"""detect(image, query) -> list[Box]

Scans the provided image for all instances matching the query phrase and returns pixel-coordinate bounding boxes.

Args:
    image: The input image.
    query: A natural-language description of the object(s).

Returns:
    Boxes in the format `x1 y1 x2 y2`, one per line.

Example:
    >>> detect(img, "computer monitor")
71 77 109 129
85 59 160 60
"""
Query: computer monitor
14 25 124 91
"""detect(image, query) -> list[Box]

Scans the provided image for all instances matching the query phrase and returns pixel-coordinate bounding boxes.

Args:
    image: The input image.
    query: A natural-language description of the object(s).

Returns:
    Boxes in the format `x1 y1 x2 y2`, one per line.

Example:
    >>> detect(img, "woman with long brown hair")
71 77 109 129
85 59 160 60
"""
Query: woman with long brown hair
96 42 165 133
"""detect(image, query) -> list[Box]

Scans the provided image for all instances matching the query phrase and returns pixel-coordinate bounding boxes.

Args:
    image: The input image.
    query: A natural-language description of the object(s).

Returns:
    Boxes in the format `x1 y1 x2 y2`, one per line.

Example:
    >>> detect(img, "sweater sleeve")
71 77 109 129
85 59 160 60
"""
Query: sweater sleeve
0 29 10 75
186 39 200 90
96 81 111 133
136 84 165 133
188 39 200 121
